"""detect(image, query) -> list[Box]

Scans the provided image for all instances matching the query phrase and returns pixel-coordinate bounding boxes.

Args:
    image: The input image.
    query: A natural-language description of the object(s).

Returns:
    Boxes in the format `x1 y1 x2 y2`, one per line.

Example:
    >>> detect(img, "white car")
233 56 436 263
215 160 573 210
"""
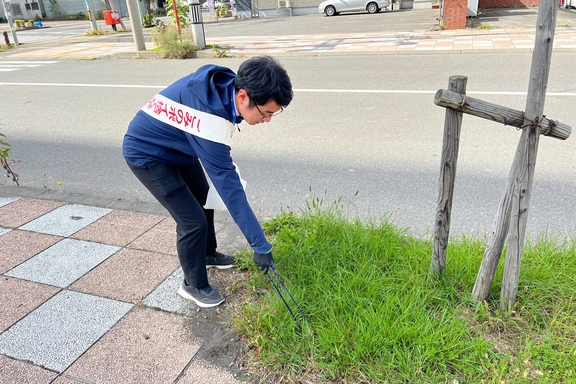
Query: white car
318 0 390 16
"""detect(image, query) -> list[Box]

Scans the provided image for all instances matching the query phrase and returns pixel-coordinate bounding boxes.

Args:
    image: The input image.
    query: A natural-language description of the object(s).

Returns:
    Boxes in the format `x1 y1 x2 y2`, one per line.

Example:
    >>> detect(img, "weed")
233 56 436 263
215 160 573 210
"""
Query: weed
479 23 492 30
85 28 105 36
213 47 229 58
205 43 229 57
0 132 19 185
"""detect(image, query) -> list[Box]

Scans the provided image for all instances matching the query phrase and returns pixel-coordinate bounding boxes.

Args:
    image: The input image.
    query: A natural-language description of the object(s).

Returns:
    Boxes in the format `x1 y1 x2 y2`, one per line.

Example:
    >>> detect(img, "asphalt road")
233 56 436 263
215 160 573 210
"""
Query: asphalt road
2 12 576 239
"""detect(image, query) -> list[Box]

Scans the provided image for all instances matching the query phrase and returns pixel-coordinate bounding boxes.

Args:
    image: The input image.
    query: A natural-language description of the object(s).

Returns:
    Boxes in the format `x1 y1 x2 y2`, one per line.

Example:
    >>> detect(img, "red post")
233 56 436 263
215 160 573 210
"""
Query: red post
172 0 181 35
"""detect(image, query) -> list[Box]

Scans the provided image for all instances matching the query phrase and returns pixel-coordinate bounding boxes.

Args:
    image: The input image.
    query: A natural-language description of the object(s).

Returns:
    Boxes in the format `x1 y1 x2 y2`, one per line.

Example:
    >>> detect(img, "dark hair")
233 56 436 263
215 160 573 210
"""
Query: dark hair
234 56 293 107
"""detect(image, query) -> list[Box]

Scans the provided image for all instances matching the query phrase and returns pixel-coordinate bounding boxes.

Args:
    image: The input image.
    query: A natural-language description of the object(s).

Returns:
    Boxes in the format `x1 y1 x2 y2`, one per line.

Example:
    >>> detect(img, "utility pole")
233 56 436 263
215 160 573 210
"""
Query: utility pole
126 0 146 51
1 0 19 46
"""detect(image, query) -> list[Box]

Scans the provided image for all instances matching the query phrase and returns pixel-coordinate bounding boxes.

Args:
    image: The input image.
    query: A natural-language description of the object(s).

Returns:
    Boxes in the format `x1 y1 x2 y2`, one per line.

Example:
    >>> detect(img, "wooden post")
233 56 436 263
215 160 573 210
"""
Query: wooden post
499 0 558 312
431 75 467 274
470 0 559 307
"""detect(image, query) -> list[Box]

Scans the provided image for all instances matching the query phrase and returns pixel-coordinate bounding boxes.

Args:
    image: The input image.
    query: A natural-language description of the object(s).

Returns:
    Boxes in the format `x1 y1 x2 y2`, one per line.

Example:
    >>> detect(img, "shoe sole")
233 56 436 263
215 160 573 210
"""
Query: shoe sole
205 264 234 270
177 286 224 308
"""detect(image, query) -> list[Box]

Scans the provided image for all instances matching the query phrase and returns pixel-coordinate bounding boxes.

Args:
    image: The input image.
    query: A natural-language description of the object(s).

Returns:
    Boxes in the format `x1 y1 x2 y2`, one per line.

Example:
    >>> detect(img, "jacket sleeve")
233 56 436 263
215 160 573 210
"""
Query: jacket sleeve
187 134 272 254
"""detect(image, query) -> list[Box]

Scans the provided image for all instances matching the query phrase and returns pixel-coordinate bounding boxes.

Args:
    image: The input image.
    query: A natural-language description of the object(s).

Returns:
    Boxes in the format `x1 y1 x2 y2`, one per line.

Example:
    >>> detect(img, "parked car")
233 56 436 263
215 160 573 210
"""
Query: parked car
318 0 390 16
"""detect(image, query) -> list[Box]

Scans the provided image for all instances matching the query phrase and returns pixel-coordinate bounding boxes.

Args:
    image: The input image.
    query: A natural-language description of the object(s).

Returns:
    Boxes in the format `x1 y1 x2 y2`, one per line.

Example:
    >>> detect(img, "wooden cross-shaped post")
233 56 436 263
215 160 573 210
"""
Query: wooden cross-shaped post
430 0 572 311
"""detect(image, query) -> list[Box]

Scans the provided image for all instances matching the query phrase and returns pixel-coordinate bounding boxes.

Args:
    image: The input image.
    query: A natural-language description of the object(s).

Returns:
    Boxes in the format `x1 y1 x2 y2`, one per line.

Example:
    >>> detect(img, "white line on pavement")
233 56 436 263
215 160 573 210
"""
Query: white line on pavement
1 83 576 97
0 61 59 64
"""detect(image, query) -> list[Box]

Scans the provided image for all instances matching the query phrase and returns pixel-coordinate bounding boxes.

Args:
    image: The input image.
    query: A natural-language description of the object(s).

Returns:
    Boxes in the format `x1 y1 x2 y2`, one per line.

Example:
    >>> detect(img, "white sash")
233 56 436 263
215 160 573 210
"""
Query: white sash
140 93 245 210
140 93 235 146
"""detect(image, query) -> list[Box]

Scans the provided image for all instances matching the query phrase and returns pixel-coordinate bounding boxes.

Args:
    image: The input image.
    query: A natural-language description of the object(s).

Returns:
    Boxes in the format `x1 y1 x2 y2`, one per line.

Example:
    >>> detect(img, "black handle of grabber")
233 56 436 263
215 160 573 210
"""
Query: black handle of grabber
266 266 309 326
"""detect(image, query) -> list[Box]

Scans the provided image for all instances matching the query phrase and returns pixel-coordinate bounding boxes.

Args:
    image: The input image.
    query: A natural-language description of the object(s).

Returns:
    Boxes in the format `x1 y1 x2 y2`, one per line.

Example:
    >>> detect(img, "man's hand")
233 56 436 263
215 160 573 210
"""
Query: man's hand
253 251 275 274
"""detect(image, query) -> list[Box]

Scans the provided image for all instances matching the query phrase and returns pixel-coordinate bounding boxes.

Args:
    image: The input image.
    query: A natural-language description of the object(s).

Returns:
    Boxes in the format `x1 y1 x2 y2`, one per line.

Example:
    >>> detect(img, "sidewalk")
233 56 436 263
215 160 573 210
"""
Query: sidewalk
2 10 576 60
0 185 251 383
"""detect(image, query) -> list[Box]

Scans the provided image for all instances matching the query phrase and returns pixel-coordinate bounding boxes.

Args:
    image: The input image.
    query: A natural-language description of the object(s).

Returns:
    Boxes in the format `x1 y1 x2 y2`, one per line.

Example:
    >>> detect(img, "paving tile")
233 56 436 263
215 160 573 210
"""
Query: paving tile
0 354 58 384
19 204 112 237
5 239 120 288
0 290 133 372
63 307 201 383
70 248 180 303
0 196 19 208
0 199 64 228
127 217 177 255
71 209 165 246
179 359 241 384
0 276 60 332
143 268 198 316
0 230 62 274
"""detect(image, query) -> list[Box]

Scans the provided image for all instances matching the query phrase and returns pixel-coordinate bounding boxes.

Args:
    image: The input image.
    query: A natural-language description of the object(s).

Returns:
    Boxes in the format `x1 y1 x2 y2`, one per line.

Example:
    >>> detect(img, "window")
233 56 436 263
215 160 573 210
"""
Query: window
25 3 31 10
11 4 23 16
32 2 40 10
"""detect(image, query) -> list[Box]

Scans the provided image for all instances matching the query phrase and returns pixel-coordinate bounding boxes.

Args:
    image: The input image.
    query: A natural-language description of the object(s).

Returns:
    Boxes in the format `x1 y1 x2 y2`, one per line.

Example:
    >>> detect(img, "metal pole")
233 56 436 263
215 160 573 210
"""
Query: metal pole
84 0 98 30
126 0 146 51
187 0 205 49
2 0 19 45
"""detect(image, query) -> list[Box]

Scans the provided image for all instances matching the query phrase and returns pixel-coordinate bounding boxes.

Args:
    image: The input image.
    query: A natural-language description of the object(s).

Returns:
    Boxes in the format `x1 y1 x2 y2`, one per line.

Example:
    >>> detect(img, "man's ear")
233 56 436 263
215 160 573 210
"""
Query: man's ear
237 89 249 105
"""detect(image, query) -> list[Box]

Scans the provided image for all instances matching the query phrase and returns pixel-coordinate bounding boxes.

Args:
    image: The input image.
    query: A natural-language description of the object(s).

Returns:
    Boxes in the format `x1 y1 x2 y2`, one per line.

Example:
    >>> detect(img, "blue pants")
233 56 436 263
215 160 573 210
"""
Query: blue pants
127 160 216 289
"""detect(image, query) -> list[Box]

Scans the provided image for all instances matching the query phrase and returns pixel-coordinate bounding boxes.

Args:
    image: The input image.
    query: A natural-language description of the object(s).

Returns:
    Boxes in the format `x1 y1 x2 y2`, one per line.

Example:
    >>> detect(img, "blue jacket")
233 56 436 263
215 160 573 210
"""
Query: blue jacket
123 64 272 254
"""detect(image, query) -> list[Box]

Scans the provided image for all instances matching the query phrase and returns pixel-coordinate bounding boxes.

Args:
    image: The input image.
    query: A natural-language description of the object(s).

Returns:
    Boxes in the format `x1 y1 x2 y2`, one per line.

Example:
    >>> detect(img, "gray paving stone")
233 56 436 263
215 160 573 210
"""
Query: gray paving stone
5 239 120 288
19 204 112 237
0 290 133 372
0 196 19 207
0 227 11 237
143 268 197 316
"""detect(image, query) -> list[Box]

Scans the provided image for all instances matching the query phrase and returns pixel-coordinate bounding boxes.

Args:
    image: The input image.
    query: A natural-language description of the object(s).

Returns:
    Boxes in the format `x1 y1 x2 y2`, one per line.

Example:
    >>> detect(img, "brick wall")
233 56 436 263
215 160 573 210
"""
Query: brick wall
443 0 468 29
479 0 539 8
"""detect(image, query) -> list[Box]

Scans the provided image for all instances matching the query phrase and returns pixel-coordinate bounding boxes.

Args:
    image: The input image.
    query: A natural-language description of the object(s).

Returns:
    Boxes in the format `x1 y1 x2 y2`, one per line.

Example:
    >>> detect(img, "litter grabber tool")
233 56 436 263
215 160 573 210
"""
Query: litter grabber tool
266 266 309 327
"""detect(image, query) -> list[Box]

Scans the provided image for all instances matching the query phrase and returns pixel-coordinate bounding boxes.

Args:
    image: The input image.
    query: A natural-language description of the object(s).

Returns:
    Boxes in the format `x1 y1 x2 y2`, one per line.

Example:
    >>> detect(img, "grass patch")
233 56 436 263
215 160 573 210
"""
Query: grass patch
232 204 576 382
479 23 493 30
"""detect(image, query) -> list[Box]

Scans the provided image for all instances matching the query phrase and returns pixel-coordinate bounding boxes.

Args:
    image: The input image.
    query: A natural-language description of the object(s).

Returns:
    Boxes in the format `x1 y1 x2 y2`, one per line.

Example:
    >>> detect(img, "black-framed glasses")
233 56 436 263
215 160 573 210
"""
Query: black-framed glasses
250 97 284 120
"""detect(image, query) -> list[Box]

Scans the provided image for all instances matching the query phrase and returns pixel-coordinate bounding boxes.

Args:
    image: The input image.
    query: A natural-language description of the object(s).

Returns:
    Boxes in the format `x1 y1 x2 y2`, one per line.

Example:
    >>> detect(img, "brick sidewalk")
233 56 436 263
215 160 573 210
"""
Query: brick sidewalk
0 193 248 383
2 26 576 60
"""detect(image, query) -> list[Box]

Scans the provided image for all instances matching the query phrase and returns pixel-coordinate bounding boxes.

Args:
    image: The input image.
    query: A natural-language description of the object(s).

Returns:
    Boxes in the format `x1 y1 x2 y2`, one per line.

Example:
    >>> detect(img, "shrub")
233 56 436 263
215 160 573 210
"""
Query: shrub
14 20 25 28
151 22 197 59
143 13 157 26
96 11 103 20
33 14 42 21
72 12 87 20
26 20 34 28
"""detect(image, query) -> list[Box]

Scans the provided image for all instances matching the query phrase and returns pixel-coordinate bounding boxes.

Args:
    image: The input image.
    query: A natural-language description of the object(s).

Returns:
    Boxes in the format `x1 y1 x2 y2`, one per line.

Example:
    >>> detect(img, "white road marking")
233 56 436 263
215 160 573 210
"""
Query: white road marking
0 82 575 97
